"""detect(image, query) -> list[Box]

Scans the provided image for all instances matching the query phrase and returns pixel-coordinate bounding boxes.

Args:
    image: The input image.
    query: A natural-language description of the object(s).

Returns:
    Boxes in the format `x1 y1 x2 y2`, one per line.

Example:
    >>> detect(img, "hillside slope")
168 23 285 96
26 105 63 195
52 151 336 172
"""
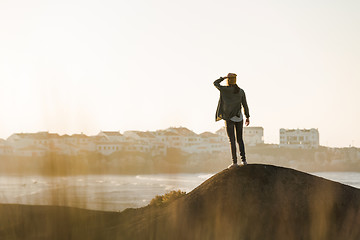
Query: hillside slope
118 164 360 240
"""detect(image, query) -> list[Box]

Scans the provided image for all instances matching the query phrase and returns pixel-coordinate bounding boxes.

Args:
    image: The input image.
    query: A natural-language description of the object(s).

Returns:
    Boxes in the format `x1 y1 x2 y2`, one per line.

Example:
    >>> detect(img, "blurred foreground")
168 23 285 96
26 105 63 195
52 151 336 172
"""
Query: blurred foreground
1 164 359 240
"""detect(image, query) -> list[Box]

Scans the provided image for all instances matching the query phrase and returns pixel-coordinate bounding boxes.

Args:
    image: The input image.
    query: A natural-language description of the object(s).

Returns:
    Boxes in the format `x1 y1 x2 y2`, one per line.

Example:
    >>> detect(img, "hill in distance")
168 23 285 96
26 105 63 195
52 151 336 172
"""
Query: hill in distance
1 164 359 240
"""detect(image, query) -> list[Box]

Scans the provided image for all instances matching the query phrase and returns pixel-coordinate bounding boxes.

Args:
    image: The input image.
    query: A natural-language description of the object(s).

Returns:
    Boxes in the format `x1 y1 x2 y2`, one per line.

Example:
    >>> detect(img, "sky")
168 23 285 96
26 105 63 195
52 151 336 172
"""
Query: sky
0 0 359 147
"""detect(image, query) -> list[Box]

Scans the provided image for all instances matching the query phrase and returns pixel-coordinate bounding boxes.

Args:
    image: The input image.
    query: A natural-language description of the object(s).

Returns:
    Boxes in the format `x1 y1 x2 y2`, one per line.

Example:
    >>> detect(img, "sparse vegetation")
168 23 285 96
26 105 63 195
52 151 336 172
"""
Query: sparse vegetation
149 190 186 207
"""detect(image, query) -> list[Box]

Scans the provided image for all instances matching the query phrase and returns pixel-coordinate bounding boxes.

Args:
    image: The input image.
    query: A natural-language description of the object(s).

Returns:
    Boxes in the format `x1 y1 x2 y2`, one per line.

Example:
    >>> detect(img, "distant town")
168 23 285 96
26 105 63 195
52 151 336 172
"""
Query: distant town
1 126 360 174
0 126 320 157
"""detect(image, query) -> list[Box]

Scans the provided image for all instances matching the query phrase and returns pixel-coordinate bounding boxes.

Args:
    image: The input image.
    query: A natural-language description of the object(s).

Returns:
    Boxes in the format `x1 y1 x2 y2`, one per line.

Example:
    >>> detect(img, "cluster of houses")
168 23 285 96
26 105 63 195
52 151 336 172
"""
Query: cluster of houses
280 128 319 149
0 126 266 157
0 126 320 157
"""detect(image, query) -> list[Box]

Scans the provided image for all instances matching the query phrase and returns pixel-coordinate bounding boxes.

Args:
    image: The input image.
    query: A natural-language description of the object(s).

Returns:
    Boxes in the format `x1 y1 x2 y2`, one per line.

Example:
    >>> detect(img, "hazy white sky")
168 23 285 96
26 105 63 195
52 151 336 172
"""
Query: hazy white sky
0 0 359 147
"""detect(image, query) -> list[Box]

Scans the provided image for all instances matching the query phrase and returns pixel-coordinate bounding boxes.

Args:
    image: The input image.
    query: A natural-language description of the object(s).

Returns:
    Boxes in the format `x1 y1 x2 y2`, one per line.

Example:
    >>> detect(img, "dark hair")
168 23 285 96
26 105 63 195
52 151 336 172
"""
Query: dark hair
233 84 240 94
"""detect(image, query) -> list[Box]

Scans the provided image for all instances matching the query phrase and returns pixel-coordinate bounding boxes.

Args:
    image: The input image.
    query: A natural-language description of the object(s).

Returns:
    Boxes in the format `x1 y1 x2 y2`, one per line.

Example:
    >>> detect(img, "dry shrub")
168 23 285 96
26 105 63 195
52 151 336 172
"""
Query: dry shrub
149 190 186 207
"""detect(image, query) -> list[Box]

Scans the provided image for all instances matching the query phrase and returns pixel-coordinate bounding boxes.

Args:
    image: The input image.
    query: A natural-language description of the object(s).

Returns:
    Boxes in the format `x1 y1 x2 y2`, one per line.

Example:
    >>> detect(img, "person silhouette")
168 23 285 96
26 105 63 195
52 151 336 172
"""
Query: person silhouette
214 73 250 168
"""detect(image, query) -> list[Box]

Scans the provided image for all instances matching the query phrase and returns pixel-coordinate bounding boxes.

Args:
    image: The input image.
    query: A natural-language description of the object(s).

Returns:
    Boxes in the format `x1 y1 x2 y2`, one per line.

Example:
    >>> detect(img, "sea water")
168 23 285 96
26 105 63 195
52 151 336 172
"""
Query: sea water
0 172 359 211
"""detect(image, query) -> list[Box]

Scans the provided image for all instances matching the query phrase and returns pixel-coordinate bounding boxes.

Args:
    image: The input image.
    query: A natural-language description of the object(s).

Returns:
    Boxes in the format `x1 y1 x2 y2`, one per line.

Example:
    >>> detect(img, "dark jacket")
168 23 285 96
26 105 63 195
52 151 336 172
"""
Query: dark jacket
214 77 250 121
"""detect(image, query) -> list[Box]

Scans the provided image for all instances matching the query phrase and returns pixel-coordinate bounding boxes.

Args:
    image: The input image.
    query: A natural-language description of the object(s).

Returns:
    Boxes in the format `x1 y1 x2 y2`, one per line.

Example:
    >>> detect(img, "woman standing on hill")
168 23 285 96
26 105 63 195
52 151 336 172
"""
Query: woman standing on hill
214 73 250 168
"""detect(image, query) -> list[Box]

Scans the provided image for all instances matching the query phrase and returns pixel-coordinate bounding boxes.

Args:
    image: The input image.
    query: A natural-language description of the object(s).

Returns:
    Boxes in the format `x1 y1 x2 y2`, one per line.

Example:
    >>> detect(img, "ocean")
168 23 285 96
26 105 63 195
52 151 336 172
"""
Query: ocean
0 172 359 212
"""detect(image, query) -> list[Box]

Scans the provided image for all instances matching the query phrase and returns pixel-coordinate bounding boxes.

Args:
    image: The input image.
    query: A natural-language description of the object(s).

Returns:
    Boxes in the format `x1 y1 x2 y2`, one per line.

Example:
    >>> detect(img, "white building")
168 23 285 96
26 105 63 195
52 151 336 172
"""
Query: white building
123 131 167 156
215 126 264 146
131 131 167 155
199 132 226 143
7 132 57 155
6 132 99 156
97 131 125 142
7 132 56 150
244 127 264 146
280 128 319 149
168 127 203 153
123 131 157 144
198 132 228 153
153 130 183 148
124 128 228 154
96 142 124 155
0 139 13 156
62 134 97 152
96 131 166 156
155 127 204 153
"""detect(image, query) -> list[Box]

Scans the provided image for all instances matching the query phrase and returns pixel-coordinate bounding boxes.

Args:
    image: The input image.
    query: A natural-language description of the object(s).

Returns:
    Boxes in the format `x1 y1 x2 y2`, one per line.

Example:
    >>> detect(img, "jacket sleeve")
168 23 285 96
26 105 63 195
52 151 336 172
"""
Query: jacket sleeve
213 77 225 91
242 91 250 118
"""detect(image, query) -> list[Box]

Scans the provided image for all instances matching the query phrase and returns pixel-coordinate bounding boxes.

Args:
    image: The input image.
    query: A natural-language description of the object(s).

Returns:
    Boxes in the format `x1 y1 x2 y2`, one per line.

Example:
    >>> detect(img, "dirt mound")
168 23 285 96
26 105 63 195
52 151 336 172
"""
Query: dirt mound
122 164 360 240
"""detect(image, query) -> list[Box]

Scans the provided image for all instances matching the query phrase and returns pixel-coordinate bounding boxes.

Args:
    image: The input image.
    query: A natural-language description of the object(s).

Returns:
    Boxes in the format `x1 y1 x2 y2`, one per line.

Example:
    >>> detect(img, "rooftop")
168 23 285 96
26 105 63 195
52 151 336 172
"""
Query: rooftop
123 131 157 138
166 127 197 136
11 132 61 139
70 134 91 138
100 131 123 136
135 131 156 138
162 131 180 136
280 128 318 133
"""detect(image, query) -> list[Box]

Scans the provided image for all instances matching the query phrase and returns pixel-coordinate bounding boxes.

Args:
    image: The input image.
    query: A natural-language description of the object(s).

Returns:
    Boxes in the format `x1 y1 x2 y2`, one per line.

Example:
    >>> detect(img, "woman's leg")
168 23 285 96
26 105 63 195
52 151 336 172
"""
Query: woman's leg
235 120 246 162
225 120 237 164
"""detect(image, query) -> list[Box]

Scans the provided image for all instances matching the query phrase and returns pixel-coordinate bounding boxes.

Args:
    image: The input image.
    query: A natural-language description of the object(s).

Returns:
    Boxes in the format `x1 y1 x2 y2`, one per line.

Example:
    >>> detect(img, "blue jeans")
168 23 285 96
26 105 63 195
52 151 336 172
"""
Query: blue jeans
225 120 246 163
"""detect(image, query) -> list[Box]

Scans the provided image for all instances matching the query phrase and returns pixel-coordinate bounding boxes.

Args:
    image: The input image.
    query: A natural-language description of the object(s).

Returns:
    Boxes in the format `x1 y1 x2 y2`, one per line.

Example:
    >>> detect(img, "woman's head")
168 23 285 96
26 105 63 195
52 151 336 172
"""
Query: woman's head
227 73 240 93
227 73 237 85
